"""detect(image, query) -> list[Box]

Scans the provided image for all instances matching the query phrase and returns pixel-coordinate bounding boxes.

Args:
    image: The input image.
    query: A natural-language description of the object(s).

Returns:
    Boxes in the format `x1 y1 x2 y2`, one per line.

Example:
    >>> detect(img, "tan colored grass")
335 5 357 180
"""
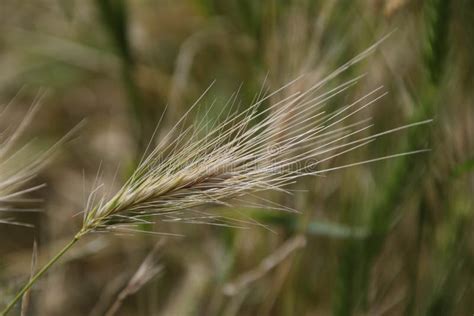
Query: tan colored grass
79 36 430 237
0 94 80 227
2 38 432 315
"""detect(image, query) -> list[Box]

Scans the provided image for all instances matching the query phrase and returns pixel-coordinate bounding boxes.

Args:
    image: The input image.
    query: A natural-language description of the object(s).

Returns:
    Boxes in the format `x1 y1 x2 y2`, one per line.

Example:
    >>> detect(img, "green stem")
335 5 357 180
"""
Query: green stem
1 235 81 315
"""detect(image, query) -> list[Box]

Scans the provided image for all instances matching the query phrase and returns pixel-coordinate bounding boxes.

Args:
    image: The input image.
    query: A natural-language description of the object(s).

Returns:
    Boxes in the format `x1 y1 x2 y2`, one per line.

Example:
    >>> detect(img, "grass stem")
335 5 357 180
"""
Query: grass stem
1 235 81 315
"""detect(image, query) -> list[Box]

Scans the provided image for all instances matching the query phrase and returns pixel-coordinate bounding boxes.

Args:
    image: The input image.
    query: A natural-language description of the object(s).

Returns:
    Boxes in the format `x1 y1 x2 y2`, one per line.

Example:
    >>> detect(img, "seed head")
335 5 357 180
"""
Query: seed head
81 39 431 236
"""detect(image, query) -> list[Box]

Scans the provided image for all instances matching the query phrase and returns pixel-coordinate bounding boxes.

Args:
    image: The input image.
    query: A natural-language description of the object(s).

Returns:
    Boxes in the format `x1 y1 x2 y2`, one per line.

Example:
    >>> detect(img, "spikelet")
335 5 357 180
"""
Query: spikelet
0 94 72 227
0 97 44 226
80 39 431 236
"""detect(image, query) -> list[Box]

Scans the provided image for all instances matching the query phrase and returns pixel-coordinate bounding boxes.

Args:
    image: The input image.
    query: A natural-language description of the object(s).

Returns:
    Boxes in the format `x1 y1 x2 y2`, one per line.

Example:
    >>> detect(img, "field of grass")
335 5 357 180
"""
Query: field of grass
0 0 473 315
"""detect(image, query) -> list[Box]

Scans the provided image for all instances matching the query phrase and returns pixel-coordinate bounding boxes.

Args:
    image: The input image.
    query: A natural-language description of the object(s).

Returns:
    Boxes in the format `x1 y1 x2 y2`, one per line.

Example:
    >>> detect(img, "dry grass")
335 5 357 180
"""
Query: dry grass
0 98 51 227
2 40 430 314
0 1 472 315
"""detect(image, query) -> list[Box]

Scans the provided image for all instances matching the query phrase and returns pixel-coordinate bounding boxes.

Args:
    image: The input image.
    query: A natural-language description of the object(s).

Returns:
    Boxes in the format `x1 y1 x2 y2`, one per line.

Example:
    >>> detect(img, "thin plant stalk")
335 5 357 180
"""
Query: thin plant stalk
1 235 80 315
20 240 38 316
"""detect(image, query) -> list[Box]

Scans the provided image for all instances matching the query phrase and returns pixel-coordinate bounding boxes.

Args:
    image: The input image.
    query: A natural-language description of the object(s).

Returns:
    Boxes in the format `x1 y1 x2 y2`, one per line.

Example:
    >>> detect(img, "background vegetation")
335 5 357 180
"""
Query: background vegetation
0 0 473 315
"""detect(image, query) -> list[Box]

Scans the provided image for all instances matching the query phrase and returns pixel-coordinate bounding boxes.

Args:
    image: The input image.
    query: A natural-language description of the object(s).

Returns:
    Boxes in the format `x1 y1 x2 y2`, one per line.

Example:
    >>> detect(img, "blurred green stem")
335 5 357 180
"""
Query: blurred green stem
404 198 427 316
352 0 451 311
96 0 148 161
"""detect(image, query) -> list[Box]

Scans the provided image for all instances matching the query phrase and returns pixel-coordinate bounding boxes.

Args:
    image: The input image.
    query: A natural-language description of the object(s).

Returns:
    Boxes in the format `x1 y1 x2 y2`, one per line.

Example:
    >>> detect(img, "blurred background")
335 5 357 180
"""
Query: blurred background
0 0 473 315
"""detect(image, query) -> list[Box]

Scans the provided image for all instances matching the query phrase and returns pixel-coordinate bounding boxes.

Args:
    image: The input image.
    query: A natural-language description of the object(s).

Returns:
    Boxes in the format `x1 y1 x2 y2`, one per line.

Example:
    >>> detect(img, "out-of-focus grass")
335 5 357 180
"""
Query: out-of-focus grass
334 0 452 314
0 0 472 315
